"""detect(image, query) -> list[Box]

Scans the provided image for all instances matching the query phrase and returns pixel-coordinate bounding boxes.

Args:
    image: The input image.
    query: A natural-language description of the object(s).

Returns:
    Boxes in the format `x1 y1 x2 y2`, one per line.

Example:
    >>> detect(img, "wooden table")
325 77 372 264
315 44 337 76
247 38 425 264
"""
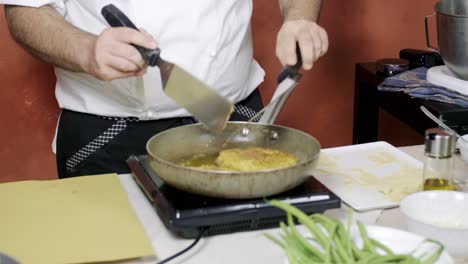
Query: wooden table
353 62 468 144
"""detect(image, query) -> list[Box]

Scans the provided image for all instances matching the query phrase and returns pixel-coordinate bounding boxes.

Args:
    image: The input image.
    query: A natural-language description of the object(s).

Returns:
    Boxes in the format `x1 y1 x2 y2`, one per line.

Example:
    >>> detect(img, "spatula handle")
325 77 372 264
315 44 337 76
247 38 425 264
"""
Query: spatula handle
277 43 303 83
101 4 161 67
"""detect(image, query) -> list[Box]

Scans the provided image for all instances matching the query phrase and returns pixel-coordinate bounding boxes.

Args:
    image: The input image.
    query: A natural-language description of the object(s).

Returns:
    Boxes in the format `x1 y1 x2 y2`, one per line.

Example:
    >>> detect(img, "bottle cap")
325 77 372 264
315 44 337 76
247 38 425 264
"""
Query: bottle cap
424 127 456 158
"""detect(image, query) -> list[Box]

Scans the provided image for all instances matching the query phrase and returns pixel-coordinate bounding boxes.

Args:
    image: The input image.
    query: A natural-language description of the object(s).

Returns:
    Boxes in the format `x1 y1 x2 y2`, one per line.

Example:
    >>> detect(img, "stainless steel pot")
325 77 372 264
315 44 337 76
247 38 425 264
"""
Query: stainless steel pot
425 2 468 80
146 122 320 199
439 0 468 16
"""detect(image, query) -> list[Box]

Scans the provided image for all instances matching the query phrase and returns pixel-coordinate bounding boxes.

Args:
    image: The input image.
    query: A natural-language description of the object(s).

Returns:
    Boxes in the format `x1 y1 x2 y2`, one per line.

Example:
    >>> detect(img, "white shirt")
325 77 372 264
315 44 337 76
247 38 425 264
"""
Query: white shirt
3 0 265 120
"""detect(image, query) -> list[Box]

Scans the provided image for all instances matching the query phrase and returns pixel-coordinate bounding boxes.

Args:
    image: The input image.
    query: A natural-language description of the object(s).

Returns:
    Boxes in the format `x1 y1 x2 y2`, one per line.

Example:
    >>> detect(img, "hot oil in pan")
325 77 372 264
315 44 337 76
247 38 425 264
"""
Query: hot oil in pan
176 147 298 172
177 153 219 170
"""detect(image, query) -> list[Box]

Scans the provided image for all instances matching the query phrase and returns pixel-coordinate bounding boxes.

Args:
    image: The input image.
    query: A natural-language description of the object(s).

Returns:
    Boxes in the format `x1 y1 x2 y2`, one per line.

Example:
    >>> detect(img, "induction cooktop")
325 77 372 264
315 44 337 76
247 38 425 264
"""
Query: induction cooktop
126 155 341 239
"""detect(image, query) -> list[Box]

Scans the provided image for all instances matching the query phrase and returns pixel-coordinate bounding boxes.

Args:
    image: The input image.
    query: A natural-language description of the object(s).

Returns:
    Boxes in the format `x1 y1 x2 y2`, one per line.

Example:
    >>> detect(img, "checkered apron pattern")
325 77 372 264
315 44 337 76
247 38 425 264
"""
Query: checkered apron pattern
234 104 262 122
65 116 138 172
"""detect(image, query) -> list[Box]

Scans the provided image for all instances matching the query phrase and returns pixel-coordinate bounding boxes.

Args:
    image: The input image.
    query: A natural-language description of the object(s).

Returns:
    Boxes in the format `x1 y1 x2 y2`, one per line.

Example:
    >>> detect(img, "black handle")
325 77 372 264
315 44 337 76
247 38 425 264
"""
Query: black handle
277 43 303 83
399 48 444 68
101 4 160 67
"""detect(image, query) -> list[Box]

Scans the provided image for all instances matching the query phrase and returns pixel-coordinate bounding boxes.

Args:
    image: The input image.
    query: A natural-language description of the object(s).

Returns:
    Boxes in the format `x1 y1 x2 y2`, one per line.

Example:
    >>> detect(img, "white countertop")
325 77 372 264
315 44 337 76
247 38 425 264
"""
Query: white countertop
117 145 463 264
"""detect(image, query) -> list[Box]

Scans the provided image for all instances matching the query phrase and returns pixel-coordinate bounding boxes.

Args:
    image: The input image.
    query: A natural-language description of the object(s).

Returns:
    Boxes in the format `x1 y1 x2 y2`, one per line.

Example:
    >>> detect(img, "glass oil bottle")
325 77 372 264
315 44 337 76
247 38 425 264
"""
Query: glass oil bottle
423 128 456 191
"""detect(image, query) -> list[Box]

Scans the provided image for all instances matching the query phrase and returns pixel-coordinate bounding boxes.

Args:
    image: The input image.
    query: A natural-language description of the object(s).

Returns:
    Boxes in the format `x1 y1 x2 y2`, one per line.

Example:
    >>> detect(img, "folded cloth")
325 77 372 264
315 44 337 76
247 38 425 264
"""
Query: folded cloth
377 67 468 107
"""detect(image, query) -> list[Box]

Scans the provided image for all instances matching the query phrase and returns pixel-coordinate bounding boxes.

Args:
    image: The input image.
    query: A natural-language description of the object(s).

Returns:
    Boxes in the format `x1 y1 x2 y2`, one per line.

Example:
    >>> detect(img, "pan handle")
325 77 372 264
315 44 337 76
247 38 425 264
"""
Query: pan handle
101 4 161 66
277 43 303 83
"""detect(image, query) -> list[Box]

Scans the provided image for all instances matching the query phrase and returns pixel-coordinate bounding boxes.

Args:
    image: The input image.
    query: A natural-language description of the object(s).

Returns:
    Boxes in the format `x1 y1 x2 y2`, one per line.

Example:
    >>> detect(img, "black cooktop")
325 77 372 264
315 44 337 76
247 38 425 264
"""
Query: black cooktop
126 155 341 239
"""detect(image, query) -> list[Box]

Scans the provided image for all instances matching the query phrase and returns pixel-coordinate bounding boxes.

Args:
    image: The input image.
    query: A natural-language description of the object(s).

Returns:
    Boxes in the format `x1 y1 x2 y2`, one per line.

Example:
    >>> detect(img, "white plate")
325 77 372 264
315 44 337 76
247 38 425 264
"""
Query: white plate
311 142 423 211
356 226 453 263
284 225 453 264
427 65 468 96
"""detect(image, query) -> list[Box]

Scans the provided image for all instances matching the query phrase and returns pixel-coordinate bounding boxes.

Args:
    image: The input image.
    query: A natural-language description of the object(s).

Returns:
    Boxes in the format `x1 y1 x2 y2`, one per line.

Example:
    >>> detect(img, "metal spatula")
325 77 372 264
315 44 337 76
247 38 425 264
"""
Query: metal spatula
101 4 234 133
258 44 303 124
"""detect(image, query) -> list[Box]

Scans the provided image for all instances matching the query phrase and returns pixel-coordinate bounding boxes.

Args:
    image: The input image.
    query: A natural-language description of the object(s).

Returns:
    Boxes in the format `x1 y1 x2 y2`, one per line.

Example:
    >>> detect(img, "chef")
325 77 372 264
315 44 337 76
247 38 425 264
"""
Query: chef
2 0 328 178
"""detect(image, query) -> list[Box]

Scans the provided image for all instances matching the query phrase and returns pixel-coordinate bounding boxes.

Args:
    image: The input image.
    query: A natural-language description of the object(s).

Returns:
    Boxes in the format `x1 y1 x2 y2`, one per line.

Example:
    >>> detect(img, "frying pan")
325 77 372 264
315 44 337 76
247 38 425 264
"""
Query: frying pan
145 42 320 199
146 122 320 199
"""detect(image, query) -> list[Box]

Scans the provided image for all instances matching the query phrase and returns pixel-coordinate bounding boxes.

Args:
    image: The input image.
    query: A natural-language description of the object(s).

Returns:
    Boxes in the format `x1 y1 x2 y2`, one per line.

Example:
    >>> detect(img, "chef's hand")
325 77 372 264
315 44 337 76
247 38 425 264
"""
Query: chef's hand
276 20 328 70
84 27 157 81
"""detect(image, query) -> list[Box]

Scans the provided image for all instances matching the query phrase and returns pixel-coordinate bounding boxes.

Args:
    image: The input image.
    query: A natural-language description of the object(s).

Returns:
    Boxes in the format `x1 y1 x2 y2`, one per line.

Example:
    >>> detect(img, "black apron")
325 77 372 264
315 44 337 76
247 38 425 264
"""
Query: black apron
56 89 263 178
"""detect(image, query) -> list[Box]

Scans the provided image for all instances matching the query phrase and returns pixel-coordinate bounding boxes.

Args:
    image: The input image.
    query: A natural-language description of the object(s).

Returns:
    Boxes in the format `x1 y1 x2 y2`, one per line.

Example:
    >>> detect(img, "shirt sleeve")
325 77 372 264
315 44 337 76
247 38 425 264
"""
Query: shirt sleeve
0 0 60 7
1 0 66 15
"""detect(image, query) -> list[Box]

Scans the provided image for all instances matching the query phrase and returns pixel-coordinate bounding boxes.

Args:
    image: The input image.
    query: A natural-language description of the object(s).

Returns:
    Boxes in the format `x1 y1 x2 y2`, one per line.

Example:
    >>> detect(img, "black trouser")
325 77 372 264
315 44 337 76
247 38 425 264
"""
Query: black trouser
56 89 263 178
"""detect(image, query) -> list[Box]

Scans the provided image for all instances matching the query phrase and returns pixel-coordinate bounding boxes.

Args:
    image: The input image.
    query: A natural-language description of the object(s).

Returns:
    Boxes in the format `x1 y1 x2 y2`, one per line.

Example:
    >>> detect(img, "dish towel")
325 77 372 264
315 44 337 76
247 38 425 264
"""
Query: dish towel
377 67 468 107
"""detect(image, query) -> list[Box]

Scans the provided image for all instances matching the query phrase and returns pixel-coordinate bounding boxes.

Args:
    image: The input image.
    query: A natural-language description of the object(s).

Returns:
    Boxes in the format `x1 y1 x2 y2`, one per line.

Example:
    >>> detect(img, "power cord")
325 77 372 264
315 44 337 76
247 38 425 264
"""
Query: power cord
156 228 209 264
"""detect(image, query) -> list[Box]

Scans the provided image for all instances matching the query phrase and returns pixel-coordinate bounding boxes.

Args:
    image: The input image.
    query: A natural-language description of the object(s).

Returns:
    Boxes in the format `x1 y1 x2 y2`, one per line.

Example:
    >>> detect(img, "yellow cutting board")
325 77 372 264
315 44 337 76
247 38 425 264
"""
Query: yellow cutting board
0 174 155 264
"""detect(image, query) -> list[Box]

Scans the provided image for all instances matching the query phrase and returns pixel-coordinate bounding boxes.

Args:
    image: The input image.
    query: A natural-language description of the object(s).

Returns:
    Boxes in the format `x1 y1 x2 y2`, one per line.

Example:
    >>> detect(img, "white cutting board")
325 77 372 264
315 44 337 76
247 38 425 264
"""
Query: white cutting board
311 142 423 212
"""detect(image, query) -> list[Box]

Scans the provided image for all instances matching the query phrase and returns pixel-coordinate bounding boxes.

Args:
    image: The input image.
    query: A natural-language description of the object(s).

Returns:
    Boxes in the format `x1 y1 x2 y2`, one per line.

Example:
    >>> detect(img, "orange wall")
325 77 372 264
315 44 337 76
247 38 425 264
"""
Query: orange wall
0 7 59 182
0 1 437 182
